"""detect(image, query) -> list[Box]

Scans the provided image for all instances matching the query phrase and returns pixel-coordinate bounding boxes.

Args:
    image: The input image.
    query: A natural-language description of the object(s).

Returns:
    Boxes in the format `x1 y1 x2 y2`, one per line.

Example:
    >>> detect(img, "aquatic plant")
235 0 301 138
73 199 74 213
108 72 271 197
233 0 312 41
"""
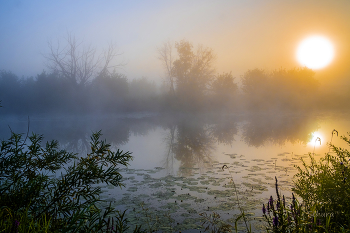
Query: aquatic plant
0 130 138 232
221 164 252 233
200 212 232 233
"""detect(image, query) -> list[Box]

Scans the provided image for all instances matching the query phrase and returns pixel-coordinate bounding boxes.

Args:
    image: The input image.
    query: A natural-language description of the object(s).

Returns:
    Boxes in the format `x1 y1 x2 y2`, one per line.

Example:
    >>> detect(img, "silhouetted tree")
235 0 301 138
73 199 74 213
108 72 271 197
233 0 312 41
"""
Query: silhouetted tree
210 72 238 110
44 34 122 87
157 40 175 96
241 68 270 110
269 68 319 110
89 71 128 113
127 77 159 111
241 67 319 111
0 70 23 113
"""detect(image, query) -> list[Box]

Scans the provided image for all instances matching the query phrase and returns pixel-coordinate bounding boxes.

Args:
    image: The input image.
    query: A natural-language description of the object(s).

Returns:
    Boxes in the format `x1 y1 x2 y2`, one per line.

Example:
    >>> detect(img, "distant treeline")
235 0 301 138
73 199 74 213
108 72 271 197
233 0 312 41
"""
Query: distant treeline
0 66 347 115
0 70 159 114
1 39 348 115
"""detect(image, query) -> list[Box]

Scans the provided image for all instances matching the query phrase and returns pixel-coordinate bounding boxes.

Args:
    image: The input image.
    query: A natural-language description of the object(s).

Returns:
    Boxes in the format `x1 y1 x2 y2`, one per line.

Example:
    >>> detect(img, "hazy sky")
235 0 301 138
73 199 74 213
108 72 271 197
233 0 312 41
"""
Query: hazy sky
1 0 349 86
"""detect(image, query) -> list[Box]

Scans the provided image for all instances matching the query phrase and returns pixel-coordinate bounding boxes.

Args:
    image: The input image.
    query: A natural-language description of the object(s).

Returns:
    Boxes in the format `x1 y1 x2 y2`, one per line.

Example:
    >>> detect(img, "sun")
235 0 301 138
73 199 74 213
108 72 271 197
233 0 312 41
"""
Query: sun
296 35 335 69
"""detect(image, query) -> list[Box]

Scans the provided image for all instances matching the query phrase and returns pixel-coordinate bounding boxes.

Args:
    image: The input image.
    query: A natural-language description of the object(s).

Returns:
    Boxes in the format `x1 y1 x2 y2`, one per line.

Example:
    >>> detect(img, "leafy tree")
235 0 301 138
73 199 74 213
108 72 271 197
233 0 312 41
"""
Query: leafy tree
0 130 134 232
241 68 270 110
241 68 319 111
0 70 22 113
210 72 238 110
171 40 216 110
89 71 129 112
269 68 319 110
127 77 159 111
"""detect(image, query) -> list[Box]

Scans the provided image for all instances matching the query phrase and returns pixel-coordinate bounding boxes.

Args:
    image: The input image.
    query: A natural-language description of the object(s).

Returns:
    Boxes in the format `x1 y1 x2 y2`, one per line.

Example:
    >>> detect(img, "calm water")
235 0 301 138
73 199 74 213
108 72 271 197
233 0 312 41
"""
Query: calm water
2 112 350 231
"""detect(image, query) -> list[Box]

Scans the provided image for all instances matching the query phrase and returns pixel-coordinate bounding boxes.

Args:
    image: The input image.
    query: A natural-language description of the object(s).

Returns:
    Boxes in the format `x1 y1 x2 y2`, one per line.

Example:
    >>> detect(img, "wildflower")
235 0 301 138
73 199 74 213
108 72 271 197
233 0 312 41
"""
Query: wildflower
262 204 266 214
283 195 285 208
287 213 291 224
11 220 20 233
341 162 344 165
269 196 274 207
276 200 280 209
273 216 278 227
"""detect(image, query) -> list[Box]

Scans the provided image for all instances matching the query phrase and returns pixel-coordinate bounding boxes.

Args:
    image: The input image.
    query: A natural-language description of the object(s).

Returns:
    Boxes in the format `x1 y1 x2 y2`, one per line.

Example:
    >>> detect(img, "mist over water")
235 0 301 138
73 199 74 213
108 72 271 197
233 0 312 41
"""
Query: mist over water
2 1 350 231
1 34 350 233
2 113 348 173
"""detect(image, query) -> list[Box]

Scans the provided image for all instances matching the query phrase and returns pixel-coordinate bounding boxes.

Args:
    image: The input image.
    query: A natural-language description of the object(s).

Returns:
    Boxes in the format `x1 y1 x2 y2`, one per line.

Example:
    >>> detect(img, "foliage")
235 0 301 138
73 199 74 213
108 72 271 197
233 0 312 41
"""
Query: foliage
263 177 329 233
0 206 53 233
209 72 238 110
0 130 137 232
241 67 319 111
44 34 122 87
0 70 159 114
292 131 350 231
171 40 216 110
262 131 350 232
200 212 232 233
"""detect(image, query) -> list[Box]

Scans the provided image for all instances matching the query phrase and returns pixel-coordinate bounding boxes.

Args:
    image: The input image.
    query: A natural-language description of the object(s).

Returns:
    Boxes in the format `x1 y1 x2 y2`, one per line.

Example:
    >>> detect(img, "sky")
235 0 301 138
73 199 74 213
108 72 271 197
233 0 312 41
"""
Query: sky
1 0 350 88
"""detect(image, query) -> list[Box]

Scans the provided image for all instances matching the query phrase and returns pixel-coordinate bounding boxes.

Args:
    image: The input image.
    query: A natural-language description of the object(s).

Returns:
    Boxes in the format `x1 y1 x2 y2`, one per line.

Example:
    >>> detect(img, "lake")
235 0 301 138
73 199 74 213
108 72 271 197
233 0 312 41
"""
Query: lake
1 112 349 232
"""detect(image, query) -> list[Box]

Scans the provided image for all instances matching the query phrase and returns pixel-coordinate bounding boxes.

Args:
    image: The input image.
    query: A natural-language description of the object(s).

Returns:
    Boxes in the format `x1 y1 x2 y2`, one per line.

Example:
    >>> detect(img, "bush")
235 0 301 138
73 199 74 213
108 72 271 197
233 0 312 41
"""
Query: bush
263 131 350 232
292 132 350 231
0 130 135 232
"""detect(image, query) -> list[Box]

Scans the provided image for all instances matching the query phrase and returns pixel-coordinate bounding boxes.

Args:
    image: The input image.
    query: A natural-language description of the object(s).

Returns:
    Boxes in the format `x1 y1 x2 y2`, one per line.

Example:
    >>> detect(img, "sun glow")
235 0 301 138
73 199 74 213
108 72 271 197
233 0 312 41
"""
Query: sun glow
296 36 334 69
308 131 323 147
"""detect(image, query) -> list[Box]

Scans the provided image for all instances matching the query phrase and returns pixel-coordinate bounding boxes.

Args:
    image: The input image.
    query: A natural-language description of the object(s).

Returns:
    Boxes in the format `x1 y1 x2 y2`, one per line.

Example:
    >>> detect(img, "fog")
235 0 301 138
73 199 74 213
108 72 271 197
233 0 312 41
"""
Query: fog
3 2 350 231
1 1 350 88
0 38 349 115
1 0 350 182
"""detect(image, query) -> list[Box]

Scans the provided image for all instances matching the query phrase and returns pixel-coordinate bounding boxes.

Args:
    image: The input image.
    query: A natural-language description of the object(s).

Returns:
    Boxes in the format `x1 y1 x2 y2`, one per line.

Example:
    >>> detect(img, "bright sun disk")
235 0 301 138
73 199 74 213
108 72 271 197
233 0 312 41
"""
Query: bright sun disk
296 36 334 69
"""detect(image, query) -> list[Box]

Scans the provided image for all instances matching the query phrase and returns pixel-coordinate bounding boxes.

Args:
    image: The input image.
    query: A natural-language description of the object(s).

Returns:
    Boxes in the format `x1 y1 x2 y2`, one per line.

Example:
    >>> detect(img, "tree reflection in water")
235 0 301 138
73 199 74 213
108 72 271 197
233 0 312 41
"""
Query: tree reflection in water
242 114 319 147
1 114 322 175
162 116 239 176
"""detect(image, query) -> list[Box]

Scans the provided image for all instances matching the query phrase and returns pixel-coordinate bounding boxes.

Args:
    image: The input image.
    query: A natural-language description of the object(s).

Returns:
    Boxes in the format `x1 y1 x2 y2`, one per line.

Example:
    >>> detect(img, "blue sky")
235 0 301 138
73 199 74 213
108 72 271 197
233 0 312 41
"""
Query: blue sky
1 0 349 87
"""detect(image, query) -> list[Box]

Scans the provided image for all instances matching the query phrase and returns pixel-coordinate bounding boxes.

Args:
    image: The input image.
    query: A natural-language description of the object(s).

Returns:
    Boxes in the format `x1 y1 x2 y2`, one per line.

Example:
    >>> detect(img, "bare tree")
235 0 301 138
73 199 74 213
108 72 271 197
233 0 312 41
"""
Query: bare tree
157 40 175 95
45 34 123 87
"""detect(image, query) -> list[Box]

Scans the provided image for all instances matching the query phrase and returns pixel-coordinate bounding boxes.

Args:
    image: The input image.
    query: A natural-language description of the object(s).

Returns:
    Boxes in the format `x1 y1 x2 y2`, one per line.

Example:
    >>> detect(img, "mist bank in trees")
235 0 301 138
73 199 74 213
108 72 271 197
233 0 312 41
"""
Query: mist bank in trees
0 66 346 115
1 39 349 115
241 68 319 111
158 40 348 113
0 70 159 114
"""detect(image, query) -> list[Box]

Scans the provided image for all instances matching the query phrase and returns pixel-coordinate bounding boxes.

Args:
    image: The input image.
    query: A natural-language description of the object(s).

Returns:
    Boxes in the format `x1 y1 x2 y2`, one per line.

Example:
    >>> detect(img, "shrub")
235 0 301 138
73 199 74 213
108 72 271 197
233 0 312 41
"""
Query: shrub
0 130 134 232
292 132 350 231
263 131 350 232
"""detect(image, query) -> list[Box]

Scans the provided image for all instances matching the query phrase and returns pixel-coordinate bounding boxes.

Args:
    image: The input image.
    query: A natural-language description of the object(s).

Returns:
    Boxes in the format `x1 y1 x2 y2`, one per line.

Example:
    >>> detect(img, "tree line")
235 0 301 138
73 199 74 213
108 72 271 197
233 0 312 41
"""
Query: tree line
0 38 346 115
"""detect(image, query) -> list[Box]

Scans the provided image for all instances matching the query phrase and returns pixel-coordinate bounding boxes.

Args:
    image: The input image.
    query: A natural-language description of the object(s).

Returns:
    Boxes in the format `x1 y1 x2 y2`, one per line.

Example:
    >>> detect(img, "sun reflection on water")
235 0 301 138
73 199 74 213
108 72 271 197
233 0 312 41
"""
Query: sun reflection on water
308 131 323 147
